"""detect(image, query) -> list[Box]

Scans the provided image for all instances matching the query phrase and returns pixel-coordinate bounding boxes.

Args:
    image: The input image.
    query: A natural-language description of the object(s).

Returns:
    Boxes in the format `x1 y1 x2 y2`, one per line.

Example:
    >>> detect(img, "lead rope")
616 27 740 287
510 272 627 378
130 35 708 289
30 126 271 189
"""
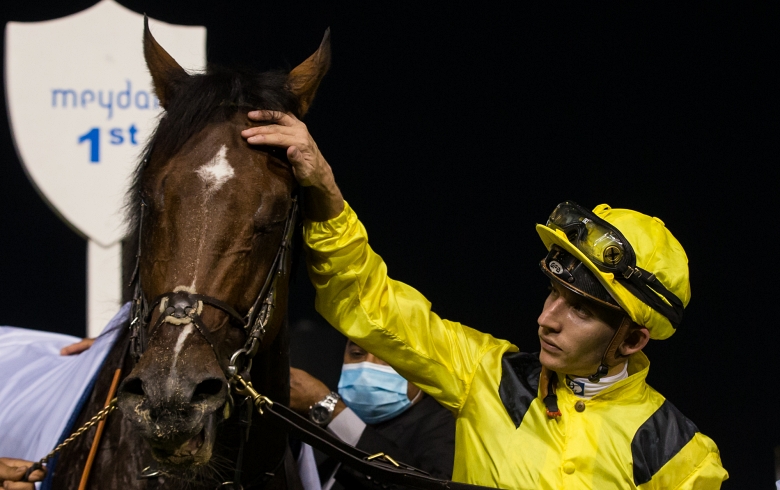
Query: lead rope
22 400 118 482
77 368 123 489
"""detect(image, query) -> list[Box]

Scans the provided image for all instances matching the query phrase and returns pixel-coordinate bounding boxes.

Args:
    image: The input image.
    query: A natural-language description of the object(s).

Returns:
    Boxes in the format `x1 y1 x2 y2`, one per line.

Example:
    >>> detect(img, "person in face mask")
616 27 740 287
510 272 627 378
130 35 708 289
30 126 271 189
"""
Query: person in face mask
289 339 455 490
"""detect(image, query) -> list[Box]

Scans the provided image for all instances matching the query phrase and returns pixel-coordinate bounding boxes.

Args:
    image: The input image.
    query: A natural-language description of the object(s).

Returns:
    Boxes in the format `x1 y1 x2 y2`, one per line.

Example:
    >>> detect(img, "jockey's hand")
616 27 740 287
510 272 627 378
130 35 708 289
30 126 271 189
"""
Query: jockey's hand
241 111 343 221
0 458 45 490
60 338 95 356
289 368 345 420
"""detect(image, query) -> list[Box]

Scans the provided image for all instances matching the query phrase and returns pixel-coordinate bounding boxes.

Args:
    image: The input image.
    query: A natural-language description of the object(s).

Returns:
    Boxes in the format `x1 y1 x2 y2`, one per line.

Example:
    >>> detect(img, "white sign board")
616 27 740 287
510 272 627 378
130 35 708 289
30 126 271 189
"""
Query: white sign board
5 0 206 336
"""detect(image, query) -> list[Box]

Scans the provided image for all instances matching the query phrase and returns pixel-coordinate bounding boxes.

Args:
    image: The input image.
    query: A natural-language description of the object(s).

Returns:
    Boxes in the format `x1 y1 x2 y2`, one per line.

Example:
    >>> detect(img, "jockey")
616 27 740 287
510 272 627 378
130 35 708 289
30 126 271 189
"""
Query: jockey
241 110 728 489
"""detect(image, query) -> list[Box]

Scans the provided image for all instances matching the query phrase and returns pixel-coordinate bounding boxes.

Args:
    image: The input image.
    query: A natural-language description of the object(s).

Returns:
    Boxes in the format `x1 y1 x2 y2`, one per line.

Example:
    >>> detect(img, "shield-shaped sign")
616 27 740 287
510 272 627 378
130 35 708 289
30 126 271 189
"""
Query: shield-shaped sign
5 0 206 335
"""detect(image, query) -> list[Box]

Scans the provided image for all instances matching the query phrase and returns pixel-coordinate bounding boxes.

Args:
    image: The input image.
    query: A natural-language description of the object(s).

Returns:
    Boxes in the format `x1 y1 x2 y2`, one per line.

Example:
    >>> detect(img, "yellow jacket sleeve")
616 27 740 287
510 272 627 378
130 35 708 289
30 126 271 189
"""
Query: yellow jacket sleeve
304 201 516 413
638 432 728 490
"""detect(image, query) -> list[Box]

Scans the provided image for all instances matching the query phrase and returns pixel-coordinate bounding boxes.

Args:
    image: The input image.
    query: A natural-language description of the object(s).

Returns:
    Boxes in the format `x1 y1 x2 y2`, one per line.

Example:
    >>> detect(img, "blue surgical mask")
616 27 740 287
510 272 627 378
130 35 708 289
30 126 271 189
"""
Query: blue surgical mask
338 362 412 424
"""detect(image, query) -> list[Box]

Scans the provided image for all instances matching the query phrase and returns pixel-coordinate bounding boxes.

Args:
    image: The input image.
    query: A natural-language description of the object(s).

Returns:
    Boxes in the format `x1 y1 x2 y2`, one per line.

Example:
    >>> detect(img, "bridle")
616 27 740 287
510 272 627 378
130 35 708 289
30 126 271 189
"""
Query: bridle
124 180 299 490
127 192 300 381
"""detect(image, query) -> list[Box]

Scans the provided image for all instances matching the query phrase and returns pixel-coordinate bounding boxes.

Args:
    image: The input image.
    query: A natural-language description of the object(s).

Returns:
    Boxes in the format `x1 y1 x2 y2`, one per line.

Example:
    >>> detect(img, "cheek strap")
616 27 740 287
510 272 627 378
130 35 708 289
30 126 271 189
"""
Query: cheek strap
588 315 633 382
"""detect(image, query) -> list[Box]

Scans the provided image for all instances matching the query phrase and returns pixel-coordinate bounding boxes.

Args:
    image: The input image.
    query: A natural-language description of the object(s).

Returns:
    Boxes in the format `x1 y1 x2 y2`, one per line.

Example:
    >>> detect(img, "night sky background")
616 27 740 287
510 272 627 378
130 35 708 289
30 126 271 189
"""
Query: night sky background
1 2 776 488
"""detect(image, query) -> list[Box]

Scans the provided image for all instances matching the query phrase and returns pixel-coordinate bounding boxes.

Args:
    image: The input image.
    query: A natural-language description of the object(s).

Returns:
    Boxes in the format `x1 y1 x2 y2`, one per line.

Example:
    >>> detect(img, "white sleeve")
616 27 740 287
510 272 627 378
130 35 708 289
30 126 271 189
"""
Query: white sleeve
326 407 366 446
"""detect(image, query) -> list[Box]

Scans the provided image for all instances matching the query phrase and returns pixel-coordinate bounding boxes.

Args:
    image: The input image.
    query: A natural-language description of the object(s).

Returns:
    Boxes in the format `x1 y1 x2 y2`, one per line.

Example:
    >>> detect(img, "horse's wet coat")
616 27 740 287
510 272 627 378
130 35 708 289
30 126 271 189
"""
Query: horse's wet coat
169 323 194 386
189 144 235 289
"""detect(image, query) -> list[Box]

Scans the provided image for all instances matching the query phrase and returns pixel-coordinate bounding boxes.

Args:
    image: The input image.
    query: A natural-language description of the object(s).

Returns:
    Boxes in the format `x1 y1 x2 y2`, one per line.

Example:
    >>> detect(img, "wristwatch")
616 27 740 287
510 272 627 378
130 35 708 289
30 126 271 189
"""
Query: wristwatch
309 391 341 426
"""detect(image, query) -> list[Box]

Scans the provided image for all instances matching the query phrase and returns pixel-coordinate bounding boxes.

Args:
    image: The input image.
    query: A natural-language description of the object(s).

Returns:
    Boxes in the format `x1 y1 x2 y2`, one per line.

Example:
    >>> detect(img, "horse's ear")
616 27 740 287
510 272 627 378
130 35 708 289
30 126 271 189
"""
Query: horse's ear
143 15 187 109
287 28 331 116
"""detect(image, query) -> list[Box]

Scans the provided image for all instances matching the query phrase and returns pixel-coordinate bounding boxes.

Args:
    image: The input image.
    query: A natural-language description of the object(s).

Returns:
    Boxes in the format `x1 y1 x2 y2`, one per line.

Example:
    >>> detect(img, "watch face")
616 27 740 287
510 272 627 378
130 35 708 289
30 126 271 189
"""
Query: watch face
311 405 330 424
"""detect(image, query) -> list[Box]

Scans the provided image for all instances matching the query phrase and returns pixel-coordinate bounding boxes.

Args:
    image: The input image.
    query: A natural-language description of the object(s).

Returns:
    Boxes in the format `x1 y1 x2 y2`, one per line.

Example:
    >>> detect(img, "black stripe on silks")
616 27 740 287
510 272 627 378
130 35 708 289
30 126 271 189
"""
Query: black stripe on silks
498 352 542 428
632 399 699 486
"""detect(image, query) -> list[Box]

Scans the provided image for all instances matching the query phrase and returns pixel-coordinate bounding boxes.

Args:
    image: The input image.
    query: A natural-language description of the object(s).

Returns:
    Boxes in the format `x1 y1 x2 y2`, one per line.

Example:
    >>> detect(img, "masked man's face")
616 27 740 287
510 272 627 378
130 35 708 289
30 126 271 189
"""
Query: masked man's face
343 341 421 401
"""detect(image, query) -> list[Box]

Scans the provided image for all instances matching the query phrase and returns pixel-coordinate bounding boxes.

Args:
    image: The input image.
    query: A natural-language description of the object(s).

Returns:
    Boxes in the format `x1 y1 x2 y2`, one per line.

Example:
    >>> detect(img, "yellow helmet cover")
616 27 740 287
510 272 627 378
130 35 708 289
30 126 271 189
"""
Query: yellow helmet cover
537 204 690 340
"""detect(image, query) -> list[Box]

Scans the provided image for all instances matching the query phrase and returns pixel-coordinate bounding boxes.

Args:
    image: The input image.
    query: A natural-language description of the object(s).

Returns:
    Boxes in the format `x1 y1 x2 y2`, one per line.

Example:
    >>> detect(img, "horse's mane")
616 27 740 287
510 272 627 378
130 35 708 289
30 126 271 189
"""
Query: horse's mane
125 65 301 233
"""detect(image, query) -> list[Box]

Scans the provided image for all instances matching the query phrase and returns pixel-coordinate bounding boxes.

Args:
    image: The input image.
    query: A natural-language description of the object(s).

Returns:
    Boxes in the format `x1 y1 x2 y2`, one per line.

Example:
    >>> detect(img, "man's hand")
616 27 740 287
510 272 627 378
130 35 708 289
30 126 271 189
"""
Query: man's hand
289 368 345 418
242 111 328 188
241 111 344 221
60 338 95 356
0 458 45 490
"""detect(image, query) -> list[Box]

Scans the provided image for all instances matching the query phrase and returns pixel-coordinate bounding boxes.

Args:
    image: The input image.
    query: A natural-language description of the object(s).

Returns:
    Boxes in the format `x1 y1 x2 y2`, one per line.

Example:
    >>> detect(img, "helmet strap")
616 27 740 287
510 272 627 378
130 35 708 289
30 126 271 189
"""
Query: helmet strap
588 315 633 382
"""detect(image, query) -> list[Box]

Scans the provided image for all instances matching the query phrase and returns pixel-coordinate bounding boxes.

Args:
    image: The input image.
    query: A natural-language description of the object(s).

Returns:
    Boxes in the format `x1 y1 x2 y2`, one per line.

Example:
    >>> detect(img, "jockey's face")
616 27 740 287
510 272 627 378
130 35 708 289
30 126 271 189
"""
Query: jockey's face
537 281 619 377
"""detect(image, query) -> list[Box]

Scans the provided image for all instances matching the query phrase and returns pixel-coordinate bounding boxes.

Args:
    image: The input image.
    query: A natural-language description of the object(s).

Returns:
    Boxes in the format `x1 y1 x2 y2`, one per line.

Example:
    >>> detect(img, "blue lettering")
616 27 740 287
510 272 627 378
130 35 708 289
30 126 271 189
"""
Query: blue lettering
52 89 77 108
50 84 162 114
134 91 149 109
98 90 113 119
117 80 131 109
81 90 95 108
78 127 100 163
109 128 124 145
128 124 139 145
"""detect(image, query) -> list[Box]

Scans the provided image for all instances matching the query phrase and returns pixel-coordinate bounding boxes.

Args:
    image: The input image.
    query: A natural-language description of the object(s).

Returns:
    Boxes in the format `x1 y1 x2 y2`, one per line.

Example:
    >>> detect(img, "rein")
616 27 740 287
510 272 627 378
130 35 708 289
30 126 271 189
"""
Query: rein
230 375 503 490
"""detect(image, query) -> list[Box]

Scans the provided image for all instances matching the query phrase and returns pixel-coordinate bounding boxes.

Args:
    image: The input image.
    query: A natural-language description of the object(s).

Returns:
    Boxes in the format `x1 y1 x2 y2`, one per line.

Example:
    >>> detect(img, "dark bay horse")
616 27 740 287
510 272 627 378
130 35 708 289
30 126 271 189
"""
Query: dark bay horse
51 22 330 489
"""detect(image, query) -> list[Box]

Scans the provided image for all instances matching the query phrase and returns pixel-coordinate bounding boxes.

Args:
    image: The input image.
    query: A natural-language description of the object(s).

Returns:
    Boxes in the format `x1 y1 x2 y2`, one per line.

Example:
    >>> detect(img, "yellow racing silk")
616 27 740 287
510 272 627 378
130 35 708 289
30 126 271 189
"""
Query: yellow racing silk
304 202 728 489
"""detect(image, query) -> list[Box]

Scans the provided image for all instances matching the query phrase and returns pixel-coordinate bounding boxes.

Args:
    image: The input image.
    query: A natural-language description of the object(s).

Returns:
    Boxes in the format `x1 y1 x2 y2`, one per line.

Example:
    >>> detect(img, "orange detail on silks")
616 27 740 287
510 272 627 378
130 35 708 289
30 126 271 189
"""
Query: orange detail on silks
546 410 561 418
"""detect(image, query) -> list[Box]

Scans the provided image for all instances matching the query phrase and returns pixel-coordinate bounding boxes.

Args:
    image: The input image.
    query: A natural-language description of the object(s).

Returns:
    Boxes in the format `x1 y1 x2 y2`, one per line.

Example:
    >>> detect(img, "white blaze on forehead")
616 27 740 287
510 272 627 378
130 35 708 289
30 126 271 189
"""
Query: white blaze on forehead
196 145 234 192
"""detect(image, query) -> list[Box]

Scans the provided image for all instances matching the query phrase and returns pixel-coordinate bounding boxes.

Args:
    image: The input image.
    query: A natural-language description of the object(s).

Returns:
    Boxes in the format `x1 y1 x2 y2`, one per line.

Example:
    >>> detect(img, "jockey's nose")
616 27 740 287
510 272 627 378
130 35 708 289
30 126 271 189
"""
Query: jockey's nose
538 295 565 333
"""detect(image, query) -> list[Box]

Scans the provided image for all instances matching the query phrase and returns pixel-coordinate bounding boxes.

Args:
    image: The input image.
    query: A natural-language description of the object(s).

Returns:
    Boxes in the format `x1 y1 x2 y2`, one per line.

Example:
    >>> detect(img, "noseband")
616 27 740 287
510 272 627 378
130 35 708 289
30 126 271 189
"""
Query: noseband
127 194 299 380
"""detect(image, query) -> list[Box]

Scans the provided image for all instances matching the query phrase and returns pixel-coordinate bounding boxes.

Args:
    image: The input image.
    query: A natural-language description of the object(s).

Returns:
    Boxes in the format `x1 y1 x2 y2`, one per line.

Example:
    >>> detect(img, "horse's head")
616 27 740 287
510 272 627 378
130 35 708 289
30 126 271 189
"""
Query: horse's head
117 21 329 470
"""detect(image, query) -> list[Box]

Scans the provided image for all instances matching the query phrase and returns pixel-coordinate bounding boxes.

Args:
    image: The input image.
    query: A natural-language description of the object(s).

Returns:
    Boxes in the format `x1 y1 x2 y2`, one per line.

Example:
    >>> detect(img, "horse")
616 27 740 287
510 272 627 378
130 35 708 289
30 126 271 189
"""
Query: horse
50 20 330 489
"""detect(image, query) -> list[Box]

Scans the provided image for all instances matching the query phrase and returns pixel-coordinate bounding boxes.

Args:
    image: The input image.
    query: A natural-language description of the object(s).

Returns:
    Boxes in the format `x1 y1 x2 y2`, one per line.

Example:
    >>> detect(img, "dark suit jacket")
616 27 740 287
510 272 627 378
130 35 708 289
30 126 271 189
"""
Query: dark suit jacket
328 395 456 489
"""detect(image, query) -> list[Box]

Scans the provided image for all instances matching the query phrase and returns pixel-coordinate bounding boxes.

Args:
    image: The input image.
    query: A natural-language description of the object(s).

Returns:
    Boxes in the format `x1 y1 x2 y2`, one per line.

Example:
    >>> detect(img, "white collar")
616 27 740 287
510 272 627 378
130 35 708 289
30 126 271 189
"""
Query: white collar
565 362 629 399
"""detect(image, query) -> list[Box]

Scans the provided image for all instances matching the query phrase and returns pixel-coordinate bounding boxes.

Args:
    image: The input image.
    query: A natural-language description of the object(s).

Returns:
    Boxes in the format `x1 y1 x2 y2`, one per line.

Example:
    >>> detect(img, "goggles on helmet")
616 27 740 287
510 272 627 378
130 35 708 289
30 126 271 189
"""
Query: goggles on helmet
546 201 685 328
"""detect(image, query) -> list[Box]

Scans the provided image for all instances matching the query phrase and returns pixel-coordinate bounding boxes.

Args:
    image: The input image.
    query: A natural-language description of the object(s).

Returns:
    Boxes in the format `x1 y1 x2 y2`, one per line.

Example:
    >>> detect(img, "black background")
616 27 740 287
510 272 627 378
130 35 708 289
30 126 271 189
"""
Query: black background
1 2 776 488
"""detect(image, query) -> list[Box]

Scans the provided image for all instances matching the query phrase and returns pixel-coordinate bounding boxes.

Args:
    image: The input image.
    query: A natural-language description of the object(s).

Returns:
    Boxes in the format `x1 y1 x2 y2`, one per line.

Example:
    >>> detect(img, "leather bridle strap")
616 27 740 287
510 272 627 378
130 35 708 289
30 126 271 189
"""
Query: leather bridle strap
129 195 299 369
141 291 255 378
233 378 501 490
267 403 498 490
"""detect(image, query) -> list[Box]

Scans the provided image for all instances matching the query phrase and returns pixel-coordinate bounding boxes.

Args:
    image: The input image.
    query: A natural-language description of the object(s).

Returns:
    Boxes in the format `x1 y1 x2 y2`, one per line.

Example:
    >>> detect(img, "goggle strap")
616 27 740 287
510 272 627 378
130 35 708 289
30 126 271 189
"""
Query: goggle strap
620 271 684 328
635 267 685 308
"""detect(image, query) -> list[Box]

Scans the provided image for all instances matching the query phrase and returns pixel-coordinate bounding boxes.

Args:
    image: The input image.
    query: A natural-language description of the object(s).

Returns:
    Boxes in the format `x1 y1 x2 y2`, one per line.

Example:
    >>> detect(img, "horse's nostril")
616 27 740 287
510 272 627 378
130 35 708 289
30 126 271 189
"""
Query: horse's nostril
122 377 145 397
192 378 224 402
